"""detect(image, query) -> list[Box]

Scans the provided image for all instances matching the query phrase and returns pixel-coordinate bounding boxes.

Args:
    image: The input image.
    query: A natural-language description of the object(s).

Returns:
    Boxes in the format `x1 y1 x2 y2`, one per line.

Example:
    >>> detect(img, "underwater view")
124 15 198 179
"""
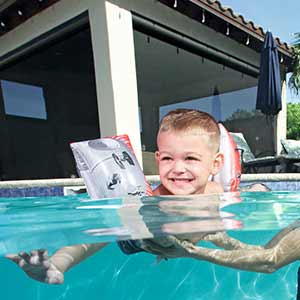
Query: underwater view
1 191 300 300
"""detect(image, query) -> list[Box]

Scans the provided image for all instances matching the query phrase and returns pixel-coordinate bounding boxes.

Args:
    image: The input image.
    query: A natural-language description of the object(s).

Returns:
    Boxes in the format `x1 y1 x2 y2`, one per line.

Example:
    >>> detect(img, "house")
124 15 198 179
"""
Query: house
0 0 294 179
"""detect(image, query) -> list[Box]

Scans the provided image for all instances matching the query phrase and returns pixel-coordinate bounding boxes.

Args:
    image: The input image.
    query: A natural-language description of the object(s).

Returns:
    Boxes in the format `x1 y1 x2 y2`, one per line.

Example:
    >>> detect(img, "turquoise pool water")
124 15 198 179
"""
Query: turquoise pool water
1 238 298 300
1 192 300 299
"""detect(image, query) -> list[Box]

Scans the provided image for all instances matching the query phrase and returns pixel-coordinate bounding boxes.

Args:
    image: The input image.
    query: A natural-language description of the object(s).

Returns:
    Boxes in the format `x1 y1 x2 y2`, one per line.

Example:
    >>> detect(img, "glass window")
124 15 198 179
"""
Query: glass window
159 86 259 122
1 80 47 119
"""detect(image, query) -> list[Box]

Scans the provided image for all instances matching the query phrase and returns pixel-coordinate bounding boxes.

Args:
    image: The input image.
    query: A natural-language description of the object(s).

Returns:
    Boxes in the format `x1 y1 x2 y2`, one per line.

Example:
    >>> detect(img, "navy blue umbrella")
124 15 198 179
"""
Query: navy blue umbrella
256 31 282 115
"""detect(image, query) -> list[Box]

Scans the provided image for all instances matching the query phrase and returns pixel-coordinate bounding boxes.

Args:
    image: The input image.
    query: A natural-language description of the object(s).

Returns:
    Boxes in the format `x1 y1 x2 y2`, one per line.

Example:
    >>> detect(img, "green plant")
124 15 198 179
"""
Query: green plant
289 33 300 95
287 103 300 139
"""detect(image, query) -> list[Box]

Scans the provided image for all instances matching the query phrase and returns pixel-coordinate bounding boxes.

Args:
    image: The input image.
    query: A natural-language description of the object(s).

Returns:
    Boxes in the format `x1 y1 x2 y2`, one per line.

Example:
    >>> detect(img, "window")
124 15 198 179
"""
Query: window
1 80 47 119
159 86 259 122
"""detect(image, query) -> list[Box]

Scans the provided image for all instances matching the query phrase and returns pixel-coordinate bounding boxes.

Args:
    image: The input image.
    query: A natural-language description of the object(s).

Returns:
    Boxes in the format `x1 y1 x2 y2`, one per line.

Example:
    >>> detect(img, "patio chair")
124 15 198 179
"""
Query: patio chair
230 132 280 173
280 139 300 172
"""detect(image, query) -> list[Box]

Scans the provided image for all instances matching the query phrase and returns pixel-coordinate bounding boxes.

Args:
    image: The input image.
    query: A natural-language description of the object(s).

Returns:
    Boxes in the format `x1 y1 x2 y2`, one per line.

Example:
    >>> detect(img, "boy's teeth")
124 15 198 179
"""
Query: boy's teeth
172 178 191 181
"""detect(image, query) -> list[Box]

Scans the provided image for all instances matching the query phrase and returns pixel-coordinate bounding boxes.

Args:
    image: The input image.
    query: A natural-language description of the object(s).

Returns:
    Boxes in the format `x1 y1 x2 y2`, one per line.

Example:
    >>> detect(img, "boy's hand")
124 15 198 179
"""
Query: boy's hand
140 236 196 259
6 249 64 284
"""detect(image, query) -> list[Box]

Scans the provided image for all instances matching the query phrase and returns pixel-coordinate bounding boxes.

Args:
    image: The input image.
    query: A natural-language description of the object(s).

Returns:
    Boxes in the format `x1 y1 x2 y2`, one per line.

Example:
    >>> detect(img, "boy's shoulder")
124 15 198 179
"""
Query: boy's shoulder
204 181 224 194
153 184 168 196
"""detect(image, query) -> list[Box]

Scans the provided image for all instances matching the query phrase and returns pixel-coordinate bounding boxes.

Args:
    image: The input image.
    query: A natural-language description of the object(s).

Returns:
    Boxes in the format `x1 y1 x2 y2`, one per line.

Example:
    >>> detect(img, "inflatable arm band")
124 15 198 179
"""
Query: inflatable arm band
70 134 153 200
214 124 241 192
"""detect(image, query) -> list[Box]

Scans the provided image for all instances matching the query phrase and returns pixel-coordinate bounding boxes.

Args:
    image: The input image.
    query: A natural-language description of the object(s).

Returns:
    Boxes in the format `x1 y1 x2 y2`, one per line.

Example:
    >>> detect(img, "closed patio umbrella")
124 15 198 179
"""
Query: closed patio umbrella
256 31 282 115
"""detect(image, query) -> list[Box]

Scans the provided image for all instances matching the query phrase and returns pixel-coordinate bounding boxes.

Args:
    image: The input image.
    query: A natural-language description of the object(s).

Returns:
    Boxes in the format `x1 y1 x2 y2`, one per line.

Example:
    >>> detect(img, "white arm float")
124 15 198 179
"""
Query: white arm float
70 135 151 200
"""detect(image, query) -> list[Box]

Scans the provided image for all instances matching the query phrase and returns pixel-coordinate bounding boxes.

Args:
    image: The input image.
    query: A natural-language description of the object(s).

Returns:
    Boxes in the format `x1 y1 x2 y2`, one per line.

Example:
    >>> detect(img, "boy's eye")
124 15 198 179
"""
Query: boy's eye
161 156 172 161
185 156 200 161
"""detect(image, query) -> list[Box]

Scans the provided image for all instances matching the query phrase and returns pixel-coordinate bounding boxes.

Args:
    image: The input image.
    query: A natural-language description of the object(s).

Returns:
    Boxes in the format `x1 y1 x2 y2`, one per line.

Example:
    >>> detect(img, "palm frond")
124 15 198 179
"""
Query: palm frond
289 33 300 95
293 32 300 44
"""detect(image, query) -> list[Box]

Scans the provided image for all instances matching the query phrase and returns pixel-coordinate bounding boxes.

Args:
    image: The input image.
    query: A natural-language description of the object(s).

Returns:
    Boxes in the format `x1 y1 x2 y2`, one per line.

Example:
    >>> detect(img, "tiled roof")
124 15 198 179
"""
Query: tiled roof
200 0 292 53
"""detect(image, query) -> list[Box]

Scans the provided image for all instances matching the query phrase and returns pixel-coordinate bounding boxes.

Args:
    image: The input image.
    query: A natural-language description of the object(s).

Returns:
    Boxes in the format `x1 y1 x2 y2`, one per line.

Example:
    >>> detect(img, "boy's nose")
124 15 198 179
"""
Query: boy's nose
172 160 186 173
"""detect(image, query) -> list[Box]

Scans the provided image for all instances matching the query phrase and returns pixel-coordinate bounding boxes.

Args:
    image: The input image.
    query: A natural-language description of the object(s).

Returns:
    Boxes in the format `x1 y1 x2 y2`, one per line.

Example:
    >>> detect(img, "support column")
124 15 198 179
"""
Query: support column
88 1 142 163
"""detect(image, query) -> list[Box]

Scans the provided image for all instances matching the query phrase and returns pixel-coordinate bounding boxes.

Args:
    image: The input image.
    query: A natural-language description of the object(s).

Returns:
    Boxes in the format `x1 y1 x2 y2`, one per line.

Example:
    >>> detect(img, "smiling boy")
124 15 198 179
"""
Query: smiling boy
6 109 227 284
153 109 224 196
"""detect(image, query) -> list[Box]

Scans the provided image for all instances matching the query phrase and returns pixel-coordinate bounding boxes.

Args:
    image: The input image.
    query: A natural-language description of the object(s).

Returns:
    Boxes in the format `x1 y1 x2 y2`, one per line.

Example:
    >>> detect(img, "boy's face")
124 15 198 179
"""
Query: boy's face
155 130 223 195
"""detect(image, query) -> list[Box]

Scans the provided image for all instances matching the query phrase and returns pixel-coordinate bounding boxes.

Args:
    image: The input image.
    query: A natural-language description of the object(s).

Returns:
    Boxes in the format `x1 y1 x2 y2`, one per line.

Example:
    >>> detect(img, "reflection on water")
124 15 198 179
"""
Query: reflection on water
1 191 300 256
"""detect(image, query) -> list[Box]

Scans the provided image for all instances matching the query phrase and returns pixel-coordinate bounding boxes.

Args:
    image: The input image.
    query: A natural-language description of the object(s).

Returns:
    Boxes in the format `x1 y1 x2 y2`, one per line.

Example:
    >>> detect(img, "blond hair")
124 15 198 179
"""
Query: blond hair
158 109 220 152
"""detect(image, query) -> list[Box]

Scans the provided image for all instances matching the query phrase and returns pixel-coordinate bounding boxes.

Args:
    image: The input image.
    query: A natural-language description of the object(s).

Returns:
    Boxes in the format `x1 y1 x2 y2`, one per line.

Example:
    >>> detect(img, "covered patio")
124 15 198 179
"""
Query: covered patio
0 0 295 179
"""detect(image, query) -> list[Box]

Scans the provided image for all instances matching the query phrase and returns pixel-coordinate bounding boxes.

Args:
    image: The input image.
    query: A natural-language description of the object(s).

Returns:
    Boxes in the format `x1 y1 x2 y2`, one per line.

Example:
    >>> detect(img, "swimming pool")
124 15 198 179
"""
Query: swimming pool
1 237 298 300
1 187 300 300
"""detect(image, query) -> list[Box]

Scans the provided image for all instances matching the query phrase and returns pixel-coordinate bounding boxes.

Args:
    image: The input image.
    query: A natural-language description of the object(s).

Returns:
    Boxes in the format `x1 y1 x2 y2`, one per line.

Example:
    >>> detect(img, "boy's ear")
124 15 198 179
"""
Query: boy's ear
155 151 160 164
211 152 224 175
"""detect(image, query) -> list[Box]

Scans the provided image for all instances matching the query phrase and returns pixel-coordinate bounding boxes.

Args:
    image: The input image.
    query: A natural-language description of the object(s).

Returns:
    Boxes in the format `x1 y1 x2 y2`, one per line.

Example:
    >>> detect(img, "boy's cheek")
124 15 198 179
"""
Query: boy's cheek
157 163 166 175
157 161 170 170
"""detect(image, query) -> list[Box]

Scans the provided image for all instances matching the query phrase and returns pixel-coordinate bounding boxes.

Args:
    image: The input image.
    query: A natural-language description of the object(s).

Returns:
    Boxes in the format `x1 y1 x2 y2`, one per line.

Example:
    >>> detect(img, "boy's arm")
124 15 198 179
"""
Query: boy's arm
164 235 300 273
203 232 264 250
50 242 108 273
6 242 108 284
142 226 300 274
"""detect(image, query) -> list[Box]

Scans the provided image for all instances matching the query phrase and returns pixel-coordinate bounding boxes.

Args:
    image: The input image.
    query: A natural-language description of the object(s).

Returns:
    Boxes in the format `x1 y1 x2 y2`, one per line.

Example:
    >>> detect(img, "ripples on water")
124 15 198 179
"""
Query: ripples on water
0 191 300 255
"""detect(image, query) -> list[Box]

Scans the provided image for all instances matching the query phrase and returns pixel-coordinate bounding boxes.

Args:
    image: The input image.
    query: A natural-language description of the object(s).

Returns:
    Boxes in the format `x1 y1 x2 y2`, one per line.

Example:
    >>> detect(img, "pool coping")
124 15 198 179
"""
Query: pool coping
0 173 299 189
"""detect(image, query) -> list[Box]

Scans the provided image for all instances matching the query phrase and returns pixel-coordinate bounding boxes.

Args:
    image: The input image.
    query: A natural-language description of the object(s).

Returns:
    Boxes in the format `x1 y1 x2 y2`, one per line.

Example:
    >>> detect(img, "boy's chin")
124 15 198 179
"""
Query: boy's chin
166 185 199 196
